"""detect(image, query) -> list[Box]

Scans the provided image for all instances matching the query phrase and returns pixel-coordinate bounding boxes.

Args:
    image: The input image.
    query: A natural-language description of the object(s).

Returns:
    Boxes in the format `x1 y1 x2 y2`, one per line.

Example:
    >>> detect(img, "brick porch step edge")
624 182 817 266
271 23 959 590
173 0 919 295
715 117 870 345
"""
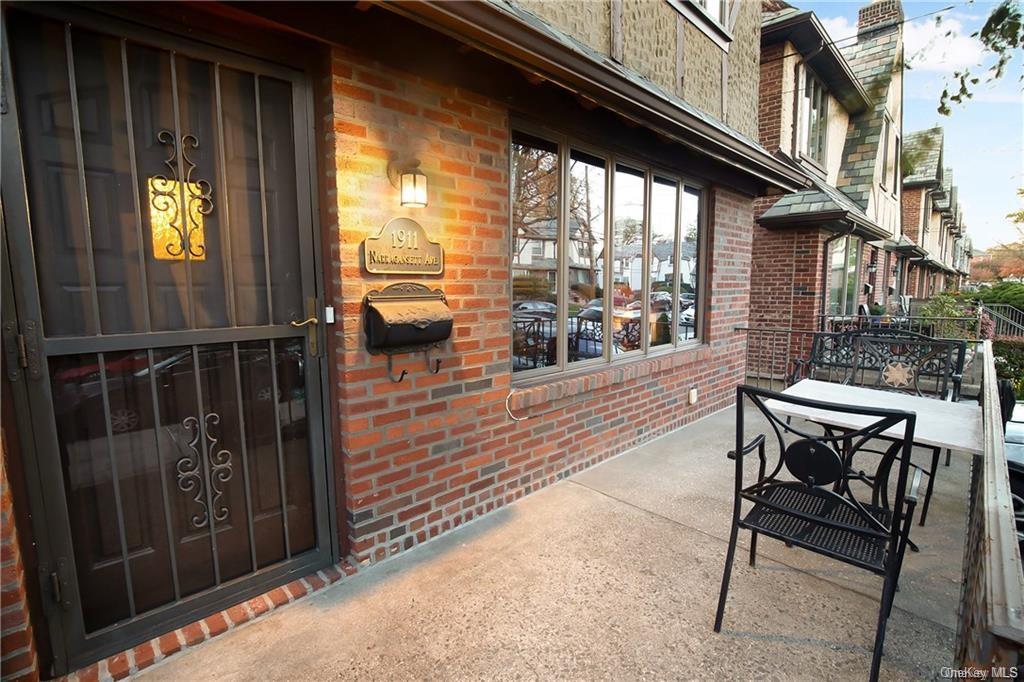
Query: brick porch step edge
61 561 359 682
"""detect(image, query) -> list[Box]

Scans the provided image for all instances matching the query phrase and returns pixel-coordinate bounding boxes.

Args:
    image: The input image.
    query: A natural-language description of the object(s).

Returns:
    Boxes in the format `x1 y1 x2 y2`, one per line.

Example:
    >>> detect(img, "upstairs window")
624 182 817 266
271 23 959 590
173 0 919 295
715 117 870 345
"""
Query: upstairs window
511 128 705 378
880 114 897 193
698 0 725 25
798 67 828 167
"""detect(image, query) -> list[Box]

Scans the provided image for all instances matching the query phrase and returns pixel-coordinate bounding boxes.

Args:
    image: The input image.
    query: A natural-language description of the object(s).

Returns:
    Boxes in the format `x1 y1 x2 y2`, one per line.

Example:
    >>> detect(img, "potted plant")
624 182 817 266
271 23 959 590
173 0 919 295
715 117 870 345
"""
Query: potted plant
868 302 886 323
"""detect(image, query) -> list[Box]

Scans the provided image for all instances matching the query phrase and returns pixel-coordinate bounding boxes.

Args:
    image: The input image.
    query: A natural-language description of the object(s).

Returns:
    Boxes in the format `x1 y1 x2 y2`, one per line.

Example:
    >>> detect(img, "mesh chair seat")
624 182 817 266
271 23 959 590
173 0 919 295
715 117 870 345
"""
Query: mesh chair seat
742 485 893 572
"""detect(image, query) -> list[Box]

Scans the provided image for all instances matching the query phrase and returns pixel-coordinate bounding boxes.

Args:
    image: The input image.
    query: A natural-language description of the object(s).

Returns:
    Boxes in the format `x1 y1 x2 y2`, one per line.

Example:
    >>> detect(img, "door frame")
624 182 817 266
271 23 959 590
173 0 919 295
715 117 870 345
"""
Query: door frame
0 4 339 674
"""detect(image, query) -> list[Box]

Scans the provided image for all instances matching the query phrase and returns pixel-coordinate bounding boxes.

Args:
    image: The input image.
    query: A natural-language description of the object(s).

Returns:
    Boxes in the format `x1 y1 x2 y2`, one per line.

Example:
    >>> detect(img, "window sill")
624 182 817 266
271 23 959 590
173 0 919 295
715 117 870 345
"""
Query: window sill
797 153 827 180
508 341 712 412
665 1 732 52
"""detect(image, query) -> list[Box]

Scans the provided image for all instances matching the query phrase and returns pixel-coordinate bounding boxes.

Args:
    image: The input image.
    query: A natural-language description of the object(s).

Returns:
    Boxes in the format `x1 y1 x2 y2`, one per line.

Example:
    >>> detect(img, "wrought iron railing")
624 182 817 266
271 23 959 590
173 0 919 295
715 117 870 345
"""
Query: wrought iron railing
737 326 816 390
984 304 1024 338
817 313 982 340
955 339 1024 668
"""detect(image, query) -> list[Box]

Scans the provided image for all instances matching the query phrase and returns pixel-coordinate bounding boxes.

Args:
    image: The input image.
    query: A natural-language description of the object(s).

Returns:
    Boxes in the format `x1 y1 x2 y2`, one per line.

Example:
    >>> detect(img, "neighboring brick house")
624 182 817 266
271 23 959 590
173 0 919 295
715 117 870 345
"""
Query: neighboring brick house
902 128 972 295
752 0 911 333
0 1 806 678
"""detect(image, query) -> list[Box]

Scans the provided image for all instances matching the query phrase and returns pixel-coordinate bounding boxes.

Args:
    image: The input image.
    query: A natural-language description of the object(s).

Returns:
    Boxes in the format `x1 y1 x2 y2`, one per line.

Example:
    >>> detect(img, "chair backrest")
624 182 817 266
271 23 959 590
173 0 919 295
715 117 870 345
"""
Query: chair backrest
849 335 964 400
736 384 918 544
804 329 966 399
1000 379 1018 427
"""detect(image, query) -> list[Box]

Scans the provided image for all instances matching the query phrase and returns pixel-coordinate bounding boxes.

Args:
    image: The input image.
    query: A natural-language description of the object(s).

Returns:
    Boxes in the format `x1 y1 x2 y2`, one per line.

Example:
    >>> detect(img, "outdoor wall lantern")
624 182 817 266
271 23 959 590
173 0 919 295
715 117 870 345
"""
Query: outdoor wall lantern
388 158 428 208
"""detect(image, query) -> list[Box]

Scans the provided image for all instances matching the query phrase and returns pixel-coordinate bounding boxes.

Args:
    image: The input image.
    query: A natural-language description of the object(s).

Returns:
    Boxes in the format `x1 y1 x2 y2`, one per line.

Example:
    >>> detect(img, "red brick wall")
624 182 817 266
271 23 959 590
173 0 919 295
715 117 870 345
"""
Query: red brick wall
1 433 38 682
749 222 827 331
758 43 786 153
858 0 904 33
325 46 755 565
902 187 923 244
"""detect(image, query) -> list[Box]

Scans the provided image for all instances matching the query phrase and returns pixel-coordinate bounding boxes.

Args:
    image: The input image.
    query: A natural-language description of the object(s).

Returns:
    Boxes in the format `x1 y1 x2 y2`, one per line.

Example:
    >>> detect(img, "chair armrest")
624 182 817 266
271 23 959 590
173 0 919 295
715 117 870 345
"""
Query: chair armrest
788 358 809 385
727 434 766 461
905 467 924 506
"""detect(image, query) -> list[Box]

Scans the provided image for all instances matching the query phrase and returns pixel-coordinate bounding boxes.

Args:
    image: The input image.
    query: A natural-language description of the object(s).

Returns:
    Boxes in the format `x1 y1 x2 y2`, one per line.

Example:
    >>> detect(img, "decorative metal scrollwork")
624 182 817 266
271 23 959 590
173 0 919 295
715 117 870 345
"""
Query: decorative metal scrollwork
175 412 234 530
181 134 213 259
204 412 233 524
153 129 213 260
176 416 208 529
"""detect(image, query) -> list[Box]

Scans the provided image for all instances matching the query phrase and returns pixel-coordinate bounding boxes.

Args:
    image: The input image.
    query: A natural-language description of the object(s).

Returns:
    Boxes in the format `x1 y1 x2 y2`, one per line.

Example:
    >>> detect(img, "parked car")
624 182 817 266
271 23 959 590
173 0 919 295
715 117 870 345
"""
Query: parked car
1005 402 1024 563
512 300 557 319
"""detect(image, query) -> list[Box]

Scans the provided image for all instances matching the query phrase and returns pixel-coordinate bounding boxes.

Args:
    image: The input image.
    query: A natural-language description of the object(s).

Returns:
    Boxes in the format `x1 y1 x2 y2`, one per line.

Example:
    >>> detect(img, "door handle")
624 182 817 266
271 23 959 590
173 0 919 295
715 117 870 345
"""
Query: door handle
290 298 320 356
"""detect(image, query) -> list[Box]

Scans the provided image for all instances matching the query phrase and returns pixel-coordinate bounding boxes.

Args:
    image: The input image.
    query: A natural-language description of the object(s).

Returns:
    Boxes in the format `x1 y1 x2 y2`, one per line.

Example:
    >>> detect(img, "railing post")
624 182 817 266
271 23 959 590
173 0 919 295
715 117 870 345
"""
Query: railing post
976 303 984 340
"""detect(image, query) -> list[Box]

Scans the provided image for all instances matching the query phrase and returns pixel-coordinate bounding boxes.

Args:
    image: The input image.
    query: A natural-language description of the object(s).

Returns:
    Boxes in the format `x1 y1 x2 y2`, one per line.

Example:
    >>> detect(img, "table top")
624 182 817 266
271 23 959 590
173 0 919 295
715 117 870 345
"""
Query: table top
765 379 984 455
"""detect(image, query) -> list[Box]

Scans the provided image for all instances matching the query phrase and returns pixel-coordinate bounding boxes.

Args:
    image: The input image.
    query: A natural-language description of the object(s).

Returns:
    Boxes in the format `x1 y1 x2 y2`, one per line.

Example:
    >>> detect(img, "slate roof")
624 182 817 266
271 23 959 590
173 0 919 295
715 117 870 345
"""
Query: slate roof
835 23 902 208
759 170 882 236
935 167 954 212
903 127 943 186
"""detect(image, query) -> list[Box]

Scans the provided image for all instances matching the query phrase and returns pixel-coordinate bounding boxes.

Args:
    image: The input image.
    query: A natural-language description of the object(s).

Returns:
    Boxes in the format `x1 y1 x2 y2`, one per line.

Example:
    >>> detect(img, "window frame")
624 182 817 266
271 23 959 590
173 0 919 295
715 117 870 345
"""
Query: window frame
797 65 828 171
880 114 895 193
509 120 708 384
825 235 862 317
666 0 734 52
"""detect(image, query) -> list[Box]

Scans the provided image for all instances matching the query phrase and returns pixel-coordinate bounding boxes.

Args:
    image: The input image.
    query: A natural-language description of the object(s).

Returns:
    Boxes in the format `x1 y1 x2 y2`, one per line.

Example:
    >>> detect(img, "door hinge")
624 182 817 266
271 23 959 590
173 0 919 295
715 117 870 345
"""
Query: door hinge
4 320 42 382
2 322 23 381
45 559 71 611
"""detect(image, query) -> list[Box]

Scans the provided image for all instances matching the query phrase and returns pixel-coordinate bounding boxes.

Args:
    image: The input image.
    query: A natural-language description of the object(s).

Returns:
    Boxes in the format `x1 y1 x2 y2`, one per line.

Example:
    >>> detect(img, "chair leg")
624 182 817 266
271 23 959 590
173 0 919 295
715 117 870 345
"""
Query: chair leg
714 523 741 632
748 531 758 567
918 448 940 526
871 575 899 682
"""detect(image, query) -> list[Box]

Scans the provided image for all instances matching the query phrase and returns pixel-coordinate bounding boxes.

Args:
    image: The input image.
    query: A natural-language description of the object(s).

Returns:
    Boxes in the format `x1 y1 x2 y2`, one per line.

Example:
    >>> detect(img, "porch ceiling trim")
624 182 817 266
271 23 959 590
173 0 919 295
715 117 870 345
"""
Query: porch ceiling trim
382 0 809 193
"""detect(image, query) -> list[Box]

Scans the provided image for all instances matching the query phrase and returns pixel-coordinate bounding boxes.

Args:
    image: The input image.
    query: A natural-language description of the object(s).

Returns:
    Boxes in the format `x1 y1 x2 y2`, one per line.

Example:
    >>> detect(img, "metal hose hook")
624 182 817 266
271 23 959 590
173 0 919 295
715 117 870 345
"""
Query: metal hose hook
505 389 529 422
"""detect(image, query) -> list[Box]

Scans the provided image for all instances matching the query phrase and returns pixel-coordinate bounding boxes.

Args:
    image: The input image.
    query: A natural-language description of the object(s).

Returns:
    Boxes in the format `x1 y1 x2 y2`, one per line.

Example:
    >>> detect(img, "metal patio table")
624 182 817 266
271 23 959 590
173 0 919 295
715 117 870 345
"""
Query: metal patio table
766 379 984 456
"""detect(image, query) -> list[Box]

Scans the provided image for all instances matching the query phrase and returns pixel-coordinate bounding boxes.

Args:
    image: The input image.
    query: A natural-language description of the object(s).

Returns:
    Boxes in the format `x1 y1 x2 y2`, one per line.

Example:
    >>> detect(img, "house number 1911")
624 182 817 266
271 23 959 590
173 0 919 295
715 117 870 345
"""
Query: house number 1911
362 217 444 275
391 228 418 249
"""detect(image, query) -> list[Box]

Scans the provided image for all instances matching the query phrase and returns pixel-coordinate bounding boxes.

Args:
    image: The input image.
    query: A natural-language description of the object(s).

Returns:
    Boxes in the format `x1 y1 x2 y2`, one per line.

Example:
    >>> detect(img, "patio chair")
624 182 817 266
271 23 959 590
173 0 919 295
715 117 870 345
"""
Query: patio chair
790 330 966 524
714 385 921 682
846 334 965 526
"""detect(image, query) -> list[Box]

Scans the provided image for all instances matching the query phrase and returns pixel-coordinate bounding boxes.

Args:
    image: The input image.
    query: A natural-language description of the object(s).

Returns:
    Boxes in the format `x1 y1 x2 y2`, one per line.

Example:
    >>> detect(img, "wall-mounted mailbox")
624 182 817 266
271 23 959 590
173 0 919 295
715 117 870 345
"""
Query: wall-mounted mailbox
363 283 452 382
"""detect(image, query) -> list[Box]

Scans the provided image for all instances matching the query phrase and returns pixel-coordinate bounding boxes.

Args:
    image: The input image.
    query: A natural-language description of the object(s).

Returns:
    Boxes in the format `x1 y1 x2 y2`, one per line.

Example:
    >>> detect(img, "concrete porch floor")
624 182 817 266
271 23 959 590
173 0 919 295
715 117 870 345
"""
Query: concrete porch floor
142 405 968 680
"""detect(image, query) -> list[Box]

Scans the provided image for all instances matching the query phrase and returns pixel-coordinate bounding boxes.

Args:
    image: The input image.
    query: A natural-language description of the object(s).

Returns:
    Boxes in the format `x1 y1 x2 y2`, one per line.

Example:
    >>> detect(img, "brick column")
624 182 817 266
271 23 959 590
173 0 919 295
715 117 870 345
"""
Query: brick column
1 432 38 682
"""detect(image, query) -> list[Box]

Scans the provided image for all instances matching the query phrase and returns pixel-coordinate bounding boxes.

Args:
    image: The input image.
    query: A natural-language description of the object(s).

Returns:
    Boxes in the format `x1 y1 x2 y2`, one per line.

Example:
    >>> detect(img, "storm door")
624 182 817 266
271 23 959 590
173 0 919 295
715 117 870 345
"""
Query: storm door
1 6 331 672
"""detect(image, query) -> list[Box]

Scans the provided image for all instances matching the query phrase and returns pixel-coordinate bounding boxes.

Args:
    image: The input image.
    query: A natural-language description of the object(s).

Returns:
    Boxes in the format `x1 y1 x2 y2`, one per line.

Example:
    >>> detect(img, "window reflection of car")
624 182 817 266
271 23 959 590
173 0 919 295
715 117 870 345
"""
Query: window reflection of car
511 300 556 319
51 345 306 442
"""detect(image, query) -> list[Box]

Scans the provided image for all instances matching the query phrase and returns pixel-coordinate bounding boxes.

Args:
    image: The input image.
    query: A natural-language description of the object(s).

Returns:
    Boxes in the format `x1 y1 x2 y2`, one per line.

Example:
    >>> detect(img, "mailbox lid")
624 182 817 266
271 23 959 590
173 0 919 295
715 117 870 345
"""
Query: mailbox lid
365 297 453 350
370 298 452 327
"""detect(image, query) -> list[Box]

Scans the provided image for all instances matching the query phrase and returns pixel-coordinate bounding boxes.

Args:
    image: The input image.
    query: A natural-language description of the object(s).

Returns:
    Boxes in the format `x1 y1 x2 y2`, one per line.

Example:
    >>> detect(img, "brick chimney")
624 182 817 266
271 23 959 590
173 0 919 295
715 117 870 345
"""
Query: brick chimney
857 0 903 35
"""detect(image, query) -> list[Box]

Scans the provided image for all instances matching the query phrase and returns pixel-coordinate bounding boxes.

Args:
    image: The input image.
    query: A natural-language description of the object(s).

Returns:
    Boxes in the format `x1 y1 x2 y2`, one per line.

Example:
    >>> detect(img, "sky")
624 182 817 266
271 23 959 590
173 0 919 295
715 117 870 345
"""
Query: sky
797 0 1024 251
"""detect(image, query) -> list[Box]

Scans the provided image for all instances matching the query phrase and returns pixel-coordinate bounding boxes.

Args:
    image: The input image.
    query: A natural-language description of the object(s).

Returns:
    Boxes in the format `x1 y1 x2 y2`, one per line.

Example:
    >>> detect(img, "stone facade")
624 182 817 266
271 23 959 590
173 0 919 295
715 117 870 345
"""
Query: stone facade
683 20 724 119
514 0 611 55
726 0 762 138
512 0 760 139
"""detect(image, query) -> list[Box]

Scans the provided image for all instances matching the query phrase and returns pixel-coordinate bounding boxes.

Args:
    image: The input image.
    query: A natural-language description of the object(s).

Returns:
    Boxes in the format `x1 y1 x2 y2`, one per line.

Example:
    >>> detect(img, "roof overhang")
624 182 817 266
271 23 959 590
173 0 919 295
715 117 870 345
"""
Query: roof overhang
382 1 809 193
887 240 927 258
761 11 871 115
757 209 888 241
